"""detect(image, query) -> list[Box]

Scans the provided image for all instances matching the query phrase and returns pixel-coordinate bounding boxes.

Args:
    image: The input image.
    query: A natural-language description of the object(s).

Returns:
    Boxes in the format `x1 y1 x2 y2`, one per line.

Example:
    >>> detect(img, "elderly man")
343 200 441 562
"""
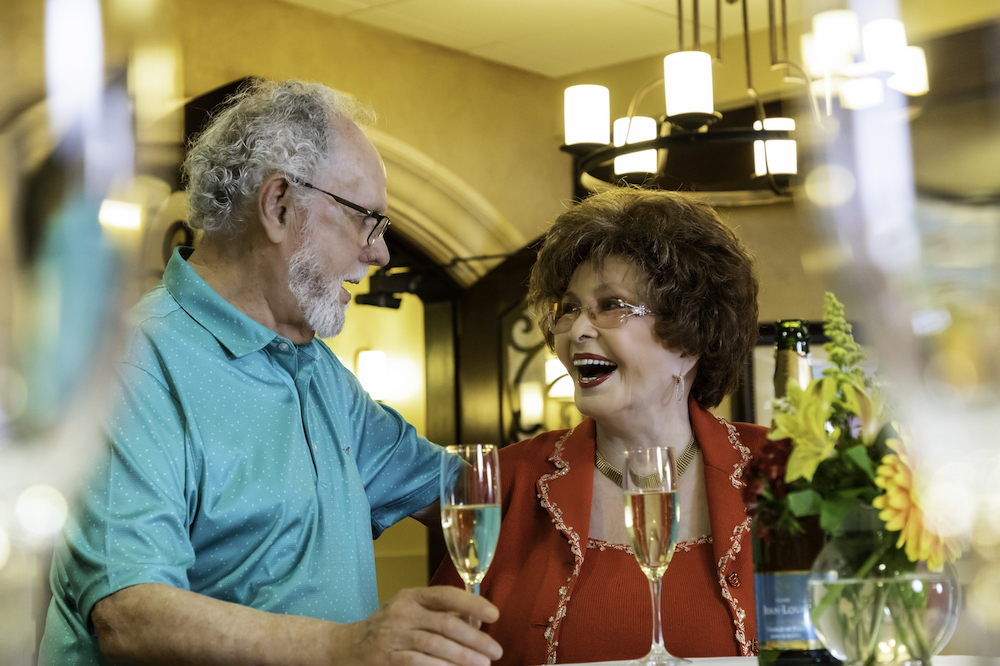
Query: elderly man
39 80 502 666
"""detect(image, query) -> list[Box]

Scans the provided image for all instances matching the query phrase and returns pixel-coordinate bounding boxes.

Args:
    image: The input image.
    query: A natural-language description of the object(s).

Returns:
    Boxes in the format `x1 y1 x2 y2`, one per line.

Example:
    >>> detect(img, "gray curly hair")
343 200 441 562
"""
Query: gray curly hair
182 79 376 238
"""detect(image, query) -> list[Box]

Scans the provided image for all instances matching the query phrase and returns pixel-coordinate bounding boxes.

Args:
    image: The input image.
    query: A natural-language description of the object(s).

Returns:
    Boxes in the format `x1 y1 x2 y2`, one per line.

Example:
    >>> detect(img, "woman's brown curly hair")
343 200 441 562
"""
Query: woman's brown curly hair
527 188 759 409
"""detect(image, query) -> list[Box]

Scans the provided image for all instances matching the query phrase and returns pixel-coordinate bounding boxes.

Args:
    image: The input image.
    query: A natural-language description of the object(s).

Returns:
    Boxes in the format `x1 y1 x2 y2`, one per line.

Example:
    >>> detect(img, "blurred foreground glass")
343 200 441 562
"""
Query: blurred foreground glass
0 0 155 661
622 446 689 666
439 445 501 599
800 0 1000 645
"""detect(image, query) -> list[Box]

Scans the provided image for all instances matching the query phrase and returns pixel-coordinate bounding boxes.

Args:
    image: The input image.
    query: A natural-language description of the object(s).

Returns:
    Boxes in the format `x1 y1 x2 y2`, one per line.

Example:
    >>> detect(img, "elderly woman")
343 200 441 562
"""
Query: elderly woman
432 187 768 665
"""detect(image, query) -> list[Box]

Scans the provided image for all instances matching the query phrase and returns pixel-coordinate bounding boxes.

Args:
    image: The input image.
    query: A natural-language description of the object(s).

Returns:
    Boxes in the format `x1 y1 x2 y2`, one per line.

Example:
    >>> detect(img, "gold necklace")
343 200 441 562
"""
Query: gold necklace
595 436 699 489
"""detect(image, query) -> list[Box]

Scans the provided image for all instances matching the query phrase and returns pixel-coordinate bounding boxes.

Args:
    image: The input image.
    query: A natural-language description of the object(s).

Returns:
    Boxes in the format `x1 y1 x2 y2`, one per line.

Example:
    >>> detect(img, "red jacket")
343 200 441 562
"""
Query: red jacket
431 400 768 665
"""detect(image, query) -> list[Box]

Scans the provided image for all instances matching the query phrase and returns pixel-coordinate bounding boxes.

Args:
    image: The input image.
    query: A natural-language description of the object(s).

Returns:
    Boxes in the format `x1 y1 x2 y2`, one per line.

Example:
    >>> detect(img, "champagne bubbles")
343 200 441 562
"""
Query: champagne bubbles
15 485 68 539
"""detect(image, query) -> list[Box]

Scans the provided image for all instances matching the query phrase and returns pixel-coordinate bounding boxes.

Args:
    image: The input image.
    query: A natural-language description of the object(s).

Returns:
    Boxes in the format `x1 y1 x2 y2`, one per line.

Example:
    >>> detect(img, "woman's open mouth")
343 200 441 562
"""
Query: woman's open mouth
573 355 617 388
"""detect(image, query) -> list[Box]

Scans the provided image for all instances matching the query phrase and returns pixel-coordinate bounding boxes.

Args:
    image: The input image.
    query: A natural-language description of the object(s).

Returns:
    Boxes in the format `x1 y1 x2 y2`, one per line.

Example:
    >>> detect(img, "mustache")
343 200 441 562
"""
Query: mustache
344 268 371 285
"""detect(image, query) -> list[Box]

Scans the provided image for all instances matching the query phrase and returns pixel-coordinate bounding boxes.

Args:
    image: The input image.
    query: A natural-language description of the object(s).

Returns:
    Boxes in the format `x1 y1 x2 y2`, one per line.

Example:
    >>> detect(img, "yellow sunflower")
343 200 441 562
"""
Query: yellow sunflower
872 434 962 571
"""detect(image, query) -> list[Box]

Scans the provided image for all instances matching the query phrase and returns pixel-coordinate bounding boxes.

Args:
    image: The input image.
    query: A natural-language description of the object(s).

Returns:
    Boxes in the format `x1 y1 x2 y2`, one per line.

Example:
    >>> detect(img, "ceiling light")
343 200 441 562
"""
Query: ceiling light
564 85 610 146
663 51 714 119
862 19 908 72
888 47 929 96
560 3 928 204
754 118 797 177
613 116 657 175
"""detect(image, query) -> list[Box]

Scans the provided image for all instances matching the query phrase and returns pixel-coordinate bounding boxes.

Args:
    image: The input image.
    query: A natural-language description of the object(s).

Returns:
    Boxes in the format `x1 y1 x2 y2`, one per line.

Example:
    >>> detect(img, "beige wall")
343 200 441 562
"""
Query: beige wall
175 0 570 247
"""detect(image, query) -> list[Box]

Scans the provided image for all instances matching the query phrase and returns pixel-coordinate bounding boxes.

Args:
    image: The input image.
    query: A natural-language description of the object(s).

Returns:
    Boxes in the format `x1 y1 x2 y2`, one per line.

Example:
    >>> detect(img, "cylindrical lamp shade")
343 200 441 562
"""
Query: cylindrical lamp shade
888 46 929 96
839 77 884 109
812 9 860 73
863 19 907 72
613 116 657 174
754 118 797 176
564 85 610 145
663 51 714 117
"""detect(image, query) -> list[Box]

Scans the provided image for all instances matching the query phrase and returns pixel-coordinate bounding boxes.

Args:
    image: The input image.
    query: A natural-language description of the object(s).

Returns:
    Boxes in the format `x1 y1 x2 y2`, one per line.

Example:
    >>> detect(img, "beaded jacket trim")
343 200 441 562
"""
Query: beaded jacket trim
538 427 581 665
587 534 713 554
714 414 754 656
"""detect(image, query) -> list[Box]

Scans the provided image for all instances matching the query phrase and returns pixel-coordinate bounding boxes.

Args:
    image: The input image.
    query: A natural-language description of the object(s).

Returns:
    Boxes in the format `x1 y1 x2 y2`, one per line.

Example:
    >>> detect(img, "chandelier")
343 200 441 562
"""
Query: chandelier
562 0 930 204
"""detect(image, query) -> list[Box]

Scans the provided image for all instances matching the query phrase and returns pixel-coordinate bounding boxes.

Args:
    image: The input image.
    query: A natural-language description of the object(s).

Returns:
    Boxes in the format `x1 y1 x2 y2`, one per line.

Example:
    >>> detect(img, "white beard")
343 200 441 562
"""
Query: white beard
287 227 364 339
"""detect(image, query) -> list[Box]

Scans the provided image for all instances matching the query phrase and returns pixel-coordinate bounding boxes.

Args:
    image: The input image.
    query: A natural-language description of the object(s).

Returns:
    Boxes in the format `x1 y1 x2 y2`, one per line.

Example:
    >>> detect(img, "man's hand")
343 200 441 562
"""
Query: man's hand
337 586 502 665
91 582 500 666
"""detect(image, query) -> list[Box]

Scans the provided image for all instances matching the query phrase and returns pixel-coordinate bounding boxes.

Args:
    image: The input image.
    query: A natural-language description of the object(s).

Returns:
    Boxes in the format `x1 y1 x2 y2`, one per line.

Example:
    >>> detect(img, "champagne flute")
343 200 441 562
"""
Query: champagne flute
440 444 501 598
622 446 691 666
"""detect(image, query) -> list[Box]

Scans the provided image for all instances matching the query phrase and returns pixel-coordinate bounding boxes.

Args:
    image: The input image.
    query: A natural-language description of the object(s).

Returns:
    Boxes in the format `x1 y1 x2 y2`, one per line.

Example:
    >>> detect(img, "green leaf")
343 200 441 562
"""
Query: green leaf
820 494 861 534
845 445 876 480
787 489 822 516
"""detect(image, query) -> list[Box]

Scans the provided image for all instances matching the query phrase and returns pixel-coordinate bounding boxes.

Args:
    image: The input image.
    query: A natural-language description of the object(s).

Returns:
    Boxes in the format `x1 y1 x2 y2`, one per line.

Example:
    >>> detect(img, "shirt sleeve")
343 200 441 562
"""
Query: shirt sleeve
339 368 444 538
55 359 196 627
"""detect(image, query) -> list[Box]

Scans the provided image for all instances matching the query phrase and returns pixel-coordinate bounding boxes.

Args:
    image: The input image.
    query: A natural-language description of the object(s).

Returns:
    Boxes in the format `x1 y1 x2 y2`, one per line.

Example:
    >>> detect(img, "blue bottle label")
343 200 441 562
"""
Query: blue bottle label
754 571 822 648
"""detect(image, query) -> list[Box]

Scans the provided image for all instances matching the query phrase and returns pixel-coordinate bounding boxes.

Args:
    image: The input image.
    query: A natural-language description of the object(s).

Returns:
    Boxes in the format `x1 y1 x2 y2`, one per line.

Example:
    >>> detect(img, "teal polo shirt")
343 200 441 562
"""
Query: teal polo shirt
40 248 445 665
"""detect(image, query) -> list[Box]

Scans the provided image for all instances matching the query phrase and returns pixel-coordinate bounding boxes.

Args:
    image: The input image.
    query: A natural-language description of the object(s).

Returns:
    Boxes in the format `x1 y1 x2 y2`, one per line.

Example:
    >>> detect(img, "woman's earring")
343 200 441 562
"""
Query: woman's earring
674 375 684 402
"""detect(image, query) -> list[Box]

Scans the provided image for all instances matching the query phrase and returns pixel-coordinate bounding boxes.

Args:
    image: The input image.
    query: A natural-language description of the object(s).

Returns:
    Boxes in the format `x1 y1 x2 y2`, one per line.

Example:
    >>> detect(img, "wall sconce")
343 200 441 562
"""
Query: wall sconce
518 381 545 430
356 350 386 401
546 357 574 399
98 199 142 230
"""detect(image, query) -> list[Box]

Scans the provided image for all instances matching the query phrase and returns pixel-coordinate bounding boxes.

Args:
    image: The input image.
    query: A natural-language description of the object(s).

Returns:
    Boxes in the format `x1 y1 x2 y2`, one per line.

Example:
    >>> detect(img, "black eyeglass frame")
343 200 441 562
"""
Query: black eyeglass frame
292 177 391 245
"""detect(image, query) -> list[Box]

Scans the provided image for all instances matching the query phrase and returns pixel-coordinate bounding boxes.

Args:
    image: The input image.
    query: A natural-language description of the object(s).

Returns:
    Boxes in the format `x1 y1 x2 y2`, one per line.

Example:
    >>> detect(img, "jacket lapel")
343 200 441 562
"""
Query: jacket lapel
538 418 596 559
691 401 756 655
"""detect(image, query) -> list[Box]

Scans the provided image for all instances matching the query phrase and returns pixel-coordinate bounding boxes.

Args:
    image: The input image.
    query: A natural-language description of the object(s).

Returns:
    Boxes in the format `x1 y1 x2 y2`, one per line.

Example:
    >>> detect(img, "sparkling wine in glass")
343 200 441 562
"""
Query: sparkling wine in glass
440 444 501 597
622 446 691 666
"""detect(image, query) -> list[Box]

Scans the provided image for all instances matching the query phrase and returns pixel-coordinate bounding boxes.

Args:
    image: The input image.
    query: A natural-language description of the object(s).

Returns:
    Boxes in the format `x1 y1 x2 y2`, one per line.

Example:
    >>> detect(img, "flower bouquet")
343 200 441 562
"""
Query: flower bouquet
747 293 963 666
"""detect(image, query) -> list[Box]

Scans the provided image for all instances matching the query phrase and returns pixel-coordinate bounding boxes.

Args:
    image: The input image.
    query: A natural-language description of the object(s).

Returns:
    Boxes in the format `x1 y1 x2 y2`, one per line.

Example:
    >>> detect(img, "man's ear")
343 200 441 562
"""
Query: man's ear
258 174 293 244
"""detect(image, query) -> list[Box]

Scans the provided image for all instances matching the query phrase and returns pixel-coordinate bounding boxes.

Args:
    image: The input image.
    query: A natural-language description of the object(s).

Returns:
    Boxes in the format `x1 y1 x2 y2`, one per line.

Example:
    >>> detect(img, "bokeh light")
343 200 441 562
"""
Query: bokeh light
804 164 856 208
14 485 68 538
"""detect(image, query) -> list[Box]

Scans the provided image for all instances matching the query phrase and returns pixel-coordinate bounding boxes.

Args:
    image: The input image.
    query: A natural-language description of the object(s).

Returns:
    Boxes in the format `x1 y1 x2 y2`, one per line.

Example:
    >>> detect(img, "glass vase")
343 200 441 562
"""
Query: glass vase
806 507 960 666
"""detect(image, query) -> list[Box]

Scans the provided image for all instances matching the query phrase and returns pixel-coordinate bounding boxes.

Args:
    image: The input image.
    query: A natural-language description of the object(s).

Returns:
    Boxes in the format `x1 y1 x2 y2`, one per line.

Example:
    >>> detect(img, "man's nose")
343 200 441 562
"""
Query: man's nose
365 235 390 267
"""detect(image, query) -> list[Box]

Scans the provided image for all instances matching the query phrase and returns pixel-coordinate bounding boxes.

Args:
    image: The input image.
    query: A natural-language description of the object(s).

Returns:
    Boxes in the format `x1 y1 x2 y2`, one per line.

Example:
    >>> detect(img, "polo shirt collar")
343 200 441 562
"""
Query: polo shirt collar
163 247 290 358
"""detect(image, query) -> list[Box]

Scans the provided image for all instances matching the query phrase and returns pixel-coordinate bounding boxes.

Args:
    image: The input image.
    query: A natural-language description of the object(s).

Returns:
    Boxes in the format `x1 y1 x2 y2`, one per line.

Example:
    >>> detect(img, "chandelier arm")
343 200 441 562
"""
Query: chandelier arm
781 0 789 62
741 0 753 93
626 78 666 121
693 0 700 51
574 129 791 175
768 0 777 66
771 60 829 129
747 86 767 126
715 0 722 60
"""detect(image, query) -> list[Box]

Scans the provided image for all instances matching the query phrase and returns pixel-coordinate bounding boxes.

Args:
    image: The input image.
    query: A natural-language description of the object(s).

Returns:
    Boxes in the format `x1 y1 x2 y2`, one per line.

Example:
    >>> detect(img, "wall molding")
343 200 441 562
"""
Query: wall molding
367 128 528 287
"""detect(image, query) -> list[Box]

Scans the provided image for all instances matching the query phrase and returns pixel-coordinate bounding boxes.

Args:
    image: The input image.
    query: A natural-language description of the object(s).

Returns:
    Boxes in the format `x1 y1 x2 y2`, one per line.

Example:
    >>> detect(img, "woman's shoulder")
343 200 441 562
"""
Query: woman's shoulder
500 426 575 462
729 419 770 455
691 403 769 457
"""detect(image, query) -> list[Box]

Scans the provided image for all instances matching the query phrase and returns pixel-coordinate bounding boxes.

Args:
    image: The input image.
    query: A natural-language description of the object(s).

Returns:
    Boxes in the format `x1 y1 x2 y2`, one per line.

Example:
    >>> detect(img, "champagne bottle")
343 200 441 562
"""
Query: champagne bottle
754 516 837 666
755 320 838 666
773 319 811 400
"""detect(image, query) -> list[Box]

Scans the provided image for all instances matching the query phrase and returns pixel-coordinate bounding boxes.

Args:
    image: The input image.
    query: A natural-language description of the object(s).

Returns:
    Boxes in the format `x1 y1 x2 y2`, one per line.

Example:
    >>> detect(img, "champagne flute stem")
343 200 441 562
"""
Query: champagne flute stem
648 574 666 652
464 581 478 626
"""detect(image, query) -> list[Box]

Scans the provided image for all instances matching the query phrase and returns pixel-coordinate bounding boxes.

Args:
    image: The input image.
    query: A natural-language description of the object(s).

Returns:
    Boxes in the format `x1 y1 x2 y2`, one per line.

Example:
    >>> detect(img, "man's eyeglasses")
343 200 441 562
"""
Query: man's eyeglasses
292 177 391 246
548 298 657 334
